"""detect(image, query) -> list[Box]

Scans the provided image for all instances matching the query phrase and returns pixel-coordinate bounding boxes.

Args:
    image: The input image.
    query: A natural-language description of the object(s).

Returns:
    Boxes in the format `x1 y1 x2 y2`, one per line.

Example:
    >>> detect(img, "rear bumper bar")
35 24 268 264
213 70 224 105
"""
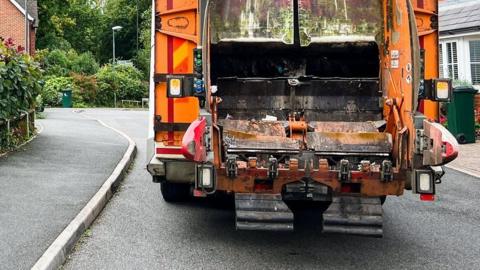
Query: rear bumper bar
147 156 166 176
215 167 405 197
147 157 196 184
148 157 405 196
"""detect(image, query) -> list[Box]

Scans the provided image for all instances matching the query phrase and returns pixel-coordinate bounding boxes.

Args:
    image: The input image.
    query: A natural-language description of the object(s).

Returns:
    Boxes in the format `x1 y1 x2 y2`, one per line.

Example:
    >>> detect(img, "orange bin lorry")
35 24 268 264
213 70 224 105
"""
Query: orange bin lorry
147 0 458 237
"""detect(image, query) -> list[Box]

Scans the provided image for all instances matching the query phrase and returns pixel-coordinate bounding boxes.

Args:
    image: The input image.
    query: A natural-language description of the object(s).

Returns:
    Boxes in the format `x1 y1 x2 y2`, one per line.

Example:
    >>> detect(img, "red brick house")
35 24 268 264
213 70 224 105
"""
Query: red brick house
0 0 38 54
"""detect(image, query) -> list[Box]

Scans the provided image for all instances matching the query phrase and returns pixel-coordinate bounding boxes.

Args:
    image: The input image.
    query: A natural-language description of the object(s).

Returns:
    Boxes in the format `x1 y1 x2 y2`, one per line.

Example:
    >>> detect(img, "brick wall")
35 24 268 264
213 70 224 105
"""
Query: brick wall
0 0 36 54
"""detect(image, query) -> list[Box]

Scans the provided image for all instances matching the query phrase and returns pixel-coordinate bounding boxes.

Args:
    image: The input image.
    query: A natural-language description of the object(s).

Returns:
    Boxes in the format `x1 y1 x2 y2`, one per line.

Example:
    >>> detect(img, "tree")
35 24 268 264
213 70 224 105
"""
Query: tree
37 0 152 66
36 0 73 50
97 0 139 63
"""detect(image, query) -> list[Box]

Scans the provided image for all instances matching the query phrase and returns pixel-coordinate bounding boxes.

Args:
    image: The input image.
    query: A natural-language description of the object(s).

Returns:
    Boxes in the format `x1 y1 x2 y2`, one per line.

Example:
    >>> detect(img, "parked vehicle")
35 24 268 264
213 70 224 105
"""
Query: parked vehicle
147 0 458 237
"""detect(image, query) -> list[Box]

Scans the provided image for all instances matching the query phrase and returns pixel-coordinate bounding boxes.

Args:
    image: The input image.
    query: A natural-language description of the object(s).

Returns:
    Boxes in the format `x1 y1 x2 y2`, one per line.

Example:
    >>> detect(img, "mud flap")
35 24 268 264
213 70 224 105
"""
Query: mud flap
322 196 383 237
235 193 294 231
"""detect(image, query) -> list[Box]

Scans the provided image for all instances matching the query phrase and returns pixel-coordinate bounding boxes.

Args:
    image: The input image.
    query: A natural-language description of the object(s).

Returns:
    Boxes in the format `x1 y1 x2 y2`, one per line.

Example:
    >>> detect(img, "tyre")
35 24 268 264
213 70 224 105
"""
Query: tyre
380 195 387 205
456 133 467 144
160 181 190 202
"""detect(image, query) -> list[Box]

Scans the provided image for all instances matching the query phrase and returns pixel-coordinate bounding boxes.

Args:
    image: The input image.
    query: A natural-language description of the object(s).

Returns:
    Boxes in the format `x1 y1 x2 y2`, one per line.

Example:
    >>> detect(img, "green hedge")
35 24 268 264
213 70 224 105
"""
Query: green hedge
95 64 147 106
36 48 147 108
36 49 99 77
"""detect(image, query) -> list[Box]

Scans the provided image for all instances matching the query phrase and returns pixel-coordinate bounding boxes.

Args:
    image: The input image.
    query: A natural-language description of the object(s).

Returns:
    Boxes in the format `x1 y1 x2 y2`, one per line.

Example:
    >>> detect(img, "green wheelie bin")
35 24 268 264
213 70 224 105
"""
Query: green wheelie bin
61 88 73 108
447 86 478 144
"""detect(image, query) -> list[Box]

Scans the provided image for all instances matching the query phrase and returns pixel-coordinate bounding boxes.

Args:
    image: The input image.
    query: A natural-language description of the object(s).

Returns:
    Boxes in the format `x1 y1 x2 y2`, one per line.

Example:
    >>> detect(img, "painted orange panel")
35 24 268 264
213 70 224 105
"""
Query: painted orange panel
161 12 197 37
155 32 168 75
412 0 440 121
154 0 199 146
156 0 196 12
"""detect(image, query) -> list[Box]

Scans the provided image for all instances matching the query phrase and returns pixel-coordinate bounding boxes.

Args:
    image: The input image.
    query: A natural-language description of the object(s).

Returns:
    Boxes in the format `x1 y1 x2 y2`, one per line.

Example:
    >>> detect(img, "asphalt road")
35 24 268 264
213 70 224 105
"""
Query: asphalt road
0 109 128 270
64 109 480 270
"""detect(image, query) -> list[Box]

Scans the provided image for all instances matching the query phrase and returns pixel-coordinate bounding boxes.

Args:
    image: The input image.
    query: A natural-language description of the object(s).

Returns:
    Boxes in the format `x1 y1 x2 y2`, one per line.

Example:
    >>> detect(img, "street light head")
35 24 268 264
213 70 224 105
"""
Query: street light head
112 26 123 31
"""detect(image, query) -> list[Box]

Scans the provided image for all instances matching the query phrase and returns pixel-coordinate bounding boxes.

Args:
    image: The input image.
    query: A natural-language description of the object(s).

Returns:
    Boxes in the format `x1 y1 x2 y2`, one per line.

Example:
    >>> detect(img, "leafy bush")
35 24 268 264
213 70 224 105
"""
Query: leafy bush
37 49 100 77
95 64 147 106
41 49 70 76
42 76 72 106
70 51 99 75
135 48 150 80
71 73 98 106
0 38 42 120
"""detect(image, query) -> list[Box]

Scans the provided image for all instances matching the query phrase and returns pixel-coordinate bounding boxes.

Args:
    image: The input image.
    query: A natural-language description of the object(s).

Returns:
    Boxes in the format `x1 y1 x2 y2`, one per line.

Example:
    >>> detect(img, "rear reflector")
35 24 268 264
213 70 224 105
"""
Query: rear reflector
193 189 207 197
156 148 182 155
340 185 352 193
420 194 435 201
340 183 361 194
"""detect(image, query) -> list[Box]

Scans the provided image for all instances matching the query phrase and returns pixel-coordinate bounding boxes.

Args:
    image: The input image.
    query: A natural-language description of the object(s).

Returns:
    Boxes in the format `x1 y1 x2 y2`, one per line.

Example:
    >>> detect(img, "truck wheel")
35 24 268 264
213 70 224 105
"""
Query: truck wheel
160 182 190 202
380 196 387 205
456 133 467 144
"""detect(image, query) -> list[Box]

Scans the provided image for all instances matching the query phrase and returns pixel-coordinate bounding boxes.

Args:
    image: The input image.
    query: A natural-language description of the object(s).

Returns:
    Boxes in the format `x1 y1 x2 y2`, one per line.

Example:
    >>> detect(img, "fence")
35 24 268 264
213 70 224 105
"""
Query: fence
121 98 149 108
0 110 35 149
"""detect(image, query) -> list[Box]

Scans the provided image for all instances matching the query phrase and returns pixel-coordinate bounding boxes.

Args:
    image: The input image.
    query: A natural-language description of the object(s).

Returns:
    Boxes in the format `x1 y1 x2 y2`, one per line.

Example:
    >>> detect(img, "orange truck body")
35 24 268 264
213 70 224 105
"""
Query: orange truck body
148 0 458 235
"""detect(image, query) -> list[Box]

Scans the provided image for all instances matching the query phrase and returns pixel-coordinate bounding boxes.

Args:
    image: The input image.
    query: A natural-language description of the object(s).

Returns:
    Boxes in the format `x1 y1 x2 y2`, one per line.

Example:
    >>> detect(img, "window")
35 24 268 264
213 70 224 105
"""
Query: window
439 43 444 78
445 42 459 80
210 0 294 44
470 40 480 85
298 0 382 45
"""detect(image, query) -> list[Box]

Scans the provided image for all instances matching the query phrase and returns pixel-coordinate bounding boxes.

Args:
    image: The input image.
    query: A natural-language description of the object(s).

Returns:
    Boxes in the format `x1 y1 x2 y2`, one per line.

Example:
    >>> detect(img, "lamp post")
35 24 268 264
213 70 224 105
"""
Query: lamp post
112 25 123 64
112 25 122 108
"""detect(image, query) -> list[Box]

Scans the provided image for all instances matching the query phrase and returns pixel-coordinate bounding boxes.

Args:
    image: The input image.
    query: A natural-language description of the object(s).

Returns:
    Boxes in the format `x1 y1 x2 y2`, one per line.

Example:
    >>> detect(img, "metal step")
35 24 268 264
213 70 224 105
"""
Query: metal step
322 195 383 237
235 193 294 231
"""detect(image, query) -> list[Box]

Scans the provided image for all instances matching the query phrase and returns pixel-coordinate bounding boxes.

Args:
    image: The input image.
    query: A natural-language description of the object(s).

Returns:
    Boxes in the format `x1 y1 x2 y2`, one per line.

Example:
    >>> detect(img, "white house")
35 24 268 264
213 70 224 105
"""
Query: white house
439 0 480 89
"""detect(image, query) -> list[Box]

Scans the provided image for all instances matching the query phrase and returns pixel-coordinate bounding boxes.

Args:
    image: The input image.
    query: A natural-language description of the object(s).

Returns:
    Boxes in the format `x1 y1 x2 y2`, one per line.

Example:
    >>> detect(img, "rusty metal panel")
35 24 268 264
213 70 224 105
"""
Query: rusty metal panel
219 119 286 137
307 132 392 154
221 119 300 153
224 134 300 153
311 121 379 133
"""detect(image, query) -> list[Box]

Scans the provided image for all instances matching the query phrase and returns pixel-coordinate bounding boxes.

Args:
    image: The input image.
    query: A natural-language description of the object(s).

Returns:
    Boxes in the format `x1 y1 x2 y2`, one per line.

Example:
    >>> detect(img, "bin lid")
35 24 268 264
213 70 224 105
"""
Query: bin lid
453 86 478 94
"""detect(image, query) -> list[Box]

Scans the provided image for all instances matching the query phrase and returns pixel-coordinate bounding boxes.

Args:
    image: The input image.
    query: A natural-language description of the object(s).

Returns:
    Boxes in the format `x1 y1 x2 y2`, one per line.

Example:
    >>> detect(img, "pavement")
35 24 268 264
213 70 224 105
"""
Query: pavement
446 140 480 178
0 108 128 270
63 109 480 270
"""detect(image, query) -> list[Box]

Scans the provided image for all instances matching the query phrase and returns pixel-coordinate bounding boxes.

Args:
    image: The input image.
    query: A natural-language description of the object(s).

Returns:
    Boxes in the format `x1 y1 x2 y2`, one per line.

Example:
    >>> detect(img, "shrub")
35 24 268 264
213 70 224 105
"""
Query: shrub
42 49 70 76
135 48 150 80
95 64 147 106
42 76 72 106
71 73 98 106
38 49 100 77
69 51 99 75
0 38 42 120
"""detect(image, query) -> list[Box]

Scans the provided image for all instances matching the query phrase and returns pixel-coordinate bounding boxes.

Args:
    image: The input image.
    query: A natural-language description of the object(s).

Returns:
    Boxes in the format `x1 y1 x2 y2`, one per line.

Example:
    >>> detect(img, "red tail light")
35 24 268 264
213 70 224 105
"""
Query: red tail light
181 118 207 162
420 194 435 201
